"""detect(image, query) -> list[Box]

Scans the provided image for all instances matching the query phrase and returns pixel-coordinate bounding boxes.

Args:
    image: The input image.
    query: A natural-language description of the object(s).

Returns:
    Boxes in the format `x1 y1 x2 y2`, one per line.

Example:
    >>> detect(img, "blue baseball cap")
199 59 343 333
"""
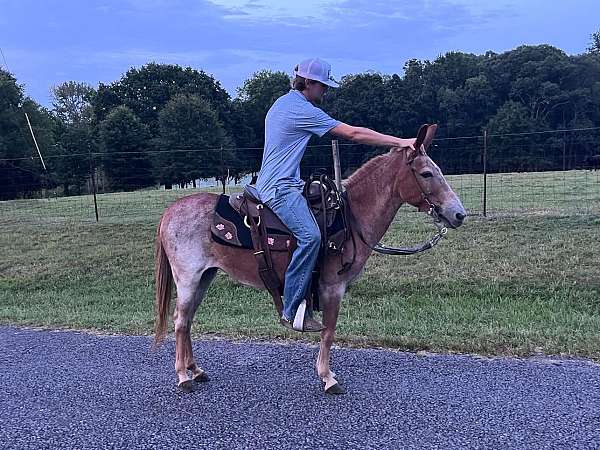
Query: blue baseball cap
293 58 339 88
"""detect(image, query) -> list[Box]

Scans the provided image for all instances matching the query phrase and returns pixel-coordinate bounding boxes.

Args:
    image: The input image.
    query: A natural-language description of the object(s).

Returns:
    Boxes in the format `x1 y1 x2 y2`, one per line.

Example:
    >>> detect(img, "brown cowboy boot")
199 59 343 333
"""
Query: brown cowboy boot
280 315 325 333
280 299 325 333
301 315 326 332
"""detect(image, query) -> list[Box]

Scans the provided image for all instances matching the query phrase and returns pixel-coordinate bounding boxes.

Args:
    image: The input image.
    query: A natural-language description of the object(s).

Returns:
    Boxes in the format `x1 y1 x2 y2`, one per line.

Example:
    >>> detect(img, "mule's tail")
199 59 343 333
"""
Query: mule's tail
154 217 173 347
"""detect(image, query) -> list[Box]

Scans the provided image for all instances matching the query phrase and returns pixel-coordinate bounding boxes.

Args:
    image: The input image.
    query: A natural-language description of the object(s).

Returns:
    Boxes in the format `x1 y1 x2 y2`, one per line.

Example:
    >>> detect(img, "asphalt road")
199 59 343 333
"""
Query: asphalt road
0 326 599 450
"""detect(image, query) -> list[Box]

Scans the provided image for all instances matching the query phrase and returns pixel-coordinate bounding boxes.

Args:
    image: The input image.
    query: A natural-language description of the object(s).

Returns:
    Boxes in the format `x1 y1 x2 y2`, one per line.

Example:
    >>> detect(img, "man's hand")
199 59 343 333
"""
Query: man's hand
396 138 416 150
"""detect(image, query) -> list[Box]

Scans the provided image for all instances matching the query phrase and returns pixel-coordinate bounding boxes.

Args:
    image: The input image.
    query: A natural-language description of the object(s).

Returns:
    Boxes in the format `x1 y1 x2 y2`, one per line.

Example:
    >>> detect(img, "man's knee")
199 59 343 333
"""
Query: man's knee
307 225 321 249
298 224 320 248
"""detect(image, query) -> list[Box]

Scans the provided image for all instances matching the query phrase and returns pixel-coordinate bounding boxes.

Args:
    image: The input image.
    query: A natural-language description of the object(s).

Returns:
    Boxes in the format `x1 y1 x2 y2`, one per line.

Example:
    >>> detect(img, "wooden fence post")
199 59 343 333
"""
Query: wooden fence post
482 130 488 217
331 140 342 191
88 146 99 222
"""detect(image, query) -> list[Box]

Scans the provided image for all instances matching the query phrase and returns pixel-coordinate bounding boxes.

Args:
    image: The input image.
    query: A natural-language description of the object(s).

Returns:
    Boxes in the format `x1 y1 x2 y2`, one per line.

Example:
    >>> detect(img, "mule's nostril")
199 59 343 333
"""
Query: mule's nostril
455 212 466 222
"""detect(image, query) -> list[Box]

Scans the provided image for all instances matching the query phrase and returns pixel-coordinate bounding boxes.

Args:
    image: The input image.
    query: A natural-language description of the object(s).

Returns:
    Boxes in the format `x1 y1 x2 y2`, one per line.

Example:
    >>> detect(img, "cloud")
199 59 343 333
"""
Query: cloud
1 0 592 108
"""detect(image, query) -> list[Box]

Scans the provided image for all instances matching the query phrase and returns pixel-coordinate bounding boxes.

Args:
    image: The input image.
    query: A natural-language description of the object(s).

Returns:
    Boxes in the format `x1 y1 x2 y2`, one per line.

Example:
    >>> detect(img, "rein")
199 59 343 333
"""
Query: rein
344 194 447 257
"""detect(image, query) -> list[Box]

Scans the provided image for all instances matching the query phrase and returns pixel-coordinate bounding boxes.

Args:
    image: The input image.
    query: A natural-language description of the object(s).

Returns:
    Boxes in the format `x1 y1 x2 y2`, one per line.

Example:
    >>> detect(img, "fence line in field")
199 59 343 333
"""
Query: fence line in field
2 127 600 222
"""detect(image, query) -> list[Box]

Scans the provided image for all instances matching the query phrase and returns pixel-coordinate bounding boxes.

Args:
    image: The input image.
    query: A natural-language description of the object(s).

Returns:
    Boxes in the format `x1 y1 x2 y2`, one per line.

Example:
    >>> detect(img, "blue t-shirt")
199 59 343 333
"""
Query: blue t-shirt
255 90 340 202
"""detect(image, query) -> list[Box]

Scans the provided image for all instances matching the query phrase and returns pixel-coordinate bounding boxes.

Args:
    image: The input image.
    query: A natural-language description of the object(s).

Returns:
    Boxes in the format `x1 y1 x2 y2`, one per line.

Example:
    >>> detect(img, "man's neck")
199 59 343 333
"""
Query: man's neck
295 89 316 105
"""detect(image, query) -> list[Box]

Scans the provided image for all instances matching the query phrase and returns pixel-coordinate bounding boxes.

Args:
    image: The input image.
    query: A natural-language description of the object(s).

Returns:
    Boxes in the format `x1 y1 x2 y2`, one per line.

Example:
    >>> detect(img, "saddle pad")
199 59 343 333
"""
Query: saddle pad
211 195 292 250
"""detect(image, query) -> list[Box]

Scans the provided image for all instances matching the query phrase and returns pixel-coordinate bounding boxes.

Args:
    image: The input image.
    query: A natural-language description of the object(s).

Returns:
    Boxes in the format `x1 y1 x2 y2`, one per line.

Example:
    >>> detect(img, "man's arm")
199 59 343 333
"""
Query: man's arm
330 123 415 149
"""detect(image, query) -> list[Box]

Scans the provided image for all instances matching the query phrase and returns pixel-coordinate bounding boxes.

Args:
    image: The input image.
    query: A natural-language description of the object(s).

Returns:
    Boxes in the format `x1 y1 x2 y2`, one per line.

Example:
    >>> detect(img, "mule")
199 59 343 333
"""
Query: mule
154 124 466 394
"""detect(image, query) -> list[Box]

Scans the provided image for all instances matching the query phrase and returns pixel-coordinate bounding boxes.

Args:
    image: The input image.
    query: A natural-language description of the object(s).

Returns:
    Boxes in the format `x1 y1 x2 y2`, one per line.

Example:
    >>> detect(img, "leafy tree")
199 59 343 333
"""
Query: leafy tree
236 70 291 146
426 52 482 91
51 81 94 125
229 98 259 176
439 74 497 135
389 59 430 135
0 69 56 199
98 106 153 191
233 70 291 176
91 63 233 139
49 123 95 195
50 81 96 195
588 30 600 54
486 101 539 171
156 94 232 189
322 73 389 175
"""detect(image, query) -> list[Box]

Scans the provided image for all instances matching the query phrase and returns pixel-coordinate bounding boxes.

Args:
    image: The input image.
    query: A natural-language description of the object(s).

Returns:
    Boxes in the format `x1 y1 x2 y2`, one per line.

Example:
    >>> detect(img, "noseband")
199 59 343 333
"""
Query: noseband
406 149 449 234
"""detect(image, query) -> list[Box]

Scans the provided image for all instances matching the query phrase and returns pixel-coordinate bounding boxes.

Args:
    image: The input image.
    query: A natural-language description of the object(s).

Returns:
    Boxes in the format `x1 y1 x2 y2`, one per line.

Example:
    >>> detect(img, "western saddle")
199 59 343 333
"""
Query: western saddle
211 175 350 318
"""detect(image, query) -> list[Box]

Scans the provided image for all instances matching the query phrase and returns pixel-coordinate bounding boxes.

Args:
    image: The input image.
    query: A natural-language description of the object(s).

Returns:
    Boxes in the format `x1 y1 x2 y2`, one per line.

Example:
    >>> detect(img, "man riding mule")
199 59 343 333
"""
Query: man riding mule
255 57 418 332
154 115 467 393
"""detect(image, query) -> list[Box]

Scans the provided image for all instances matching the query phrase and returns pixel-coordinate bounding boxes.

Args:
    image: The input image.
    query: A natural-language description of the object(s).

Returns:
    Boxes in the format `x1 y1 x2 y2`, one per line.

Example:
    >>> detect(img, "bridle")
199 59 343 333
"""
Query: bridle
343 140 449 260
406 148 451 235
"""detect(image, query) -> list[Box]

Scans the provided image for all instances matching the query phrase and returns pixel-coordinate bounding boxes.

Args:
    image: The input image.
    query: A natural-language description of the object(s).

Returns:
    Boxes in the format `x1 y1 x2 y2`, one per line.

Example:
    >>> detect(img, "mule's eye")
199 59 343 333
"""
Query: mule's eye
420 171 433 178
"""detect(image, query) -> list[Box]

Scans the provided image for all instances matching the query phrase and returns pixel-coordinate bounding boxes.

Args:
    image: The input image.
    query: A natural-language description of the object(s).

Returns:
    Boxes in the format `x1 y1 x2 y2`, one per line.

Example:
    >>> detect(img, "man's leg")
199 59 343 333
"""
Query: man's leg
266 187 321 323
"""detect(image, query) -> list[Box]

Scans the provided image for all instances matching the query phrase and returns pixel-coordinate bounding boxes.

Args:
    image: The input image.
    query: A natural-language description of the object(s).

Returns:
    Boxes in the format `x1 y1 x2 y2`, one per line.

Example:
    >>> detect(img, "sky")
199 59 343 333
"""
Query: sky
0 0 598 107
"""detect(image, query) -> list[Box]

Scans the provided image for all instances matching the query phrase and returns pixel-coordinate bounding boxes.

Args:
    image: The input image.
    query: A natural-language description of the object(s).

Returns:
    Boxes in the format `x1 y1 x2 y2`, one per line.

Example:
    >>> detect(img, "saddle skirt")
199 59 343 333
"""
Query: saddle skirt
211 192 296 252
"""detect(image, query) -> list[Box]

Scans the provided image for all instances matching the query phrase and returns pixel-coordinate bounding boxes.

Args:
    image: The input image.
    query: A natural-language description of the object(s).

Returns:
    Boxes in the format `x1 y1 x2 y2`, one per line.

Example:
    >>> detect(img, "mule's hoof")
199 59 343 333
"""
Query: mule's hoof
193 372 210 383
178 380 195 393
325 382 346 395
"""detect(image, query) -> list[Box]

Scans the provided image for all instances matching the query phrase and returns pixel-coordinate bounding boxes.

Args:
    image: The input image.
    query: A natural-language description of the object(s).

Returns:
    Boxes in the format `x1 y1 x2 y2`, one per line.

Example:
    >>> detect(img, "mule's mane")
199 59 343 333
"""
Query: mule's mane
344 150 403 188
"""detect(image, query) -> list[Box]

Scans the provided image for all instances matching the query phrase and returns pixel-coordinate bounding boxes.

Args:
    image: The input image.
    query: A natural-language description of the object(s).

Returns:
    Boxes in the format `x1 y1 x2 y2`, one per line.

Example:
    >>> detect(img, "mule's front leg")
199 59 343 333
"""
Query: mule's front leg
316 286 345 395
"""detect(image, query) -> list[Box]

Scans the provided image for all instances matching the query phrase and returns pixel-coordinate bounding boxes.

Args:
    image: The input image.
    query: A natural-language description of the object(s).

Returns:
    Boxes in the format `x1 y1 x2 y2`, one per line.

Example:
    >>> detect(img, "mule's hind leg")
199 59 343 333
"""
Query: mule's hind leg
186 268 218 383
174 268 217 391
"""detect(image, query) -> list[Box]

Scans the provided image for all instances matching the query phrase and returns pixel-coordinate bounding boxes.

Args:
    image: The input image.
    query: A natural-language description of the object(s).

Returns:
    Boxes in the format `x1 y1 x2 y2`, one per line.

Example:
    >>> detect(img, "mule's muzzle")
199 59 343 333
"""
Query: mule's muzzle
437 203 467 229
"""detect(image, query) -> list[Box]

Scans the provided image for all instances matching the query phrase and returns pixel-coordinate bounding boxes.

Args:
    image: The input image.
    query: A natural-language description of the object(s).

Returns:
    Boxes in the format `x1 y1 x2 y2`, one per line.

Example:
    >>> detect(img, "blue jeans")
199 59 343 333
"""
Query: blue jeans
266 186 321 320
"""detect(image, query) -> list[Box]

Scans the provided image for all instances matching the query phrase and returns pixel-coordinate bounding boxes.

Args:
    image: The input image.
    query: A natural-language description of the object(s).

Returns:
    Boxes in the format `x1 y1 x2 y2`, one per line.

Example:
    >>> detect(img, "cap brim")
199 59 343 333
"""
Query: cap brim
294 69 340 88
322 79 339 88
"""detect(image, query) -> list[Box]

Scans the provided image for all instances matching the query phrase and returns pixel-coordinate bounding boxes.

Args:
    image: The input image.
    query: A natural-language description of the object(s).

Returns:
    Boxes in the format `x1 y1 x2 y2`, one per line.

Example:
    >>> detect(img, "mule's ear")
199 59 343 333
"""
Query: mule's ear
423 124 438 151
414 124 429 151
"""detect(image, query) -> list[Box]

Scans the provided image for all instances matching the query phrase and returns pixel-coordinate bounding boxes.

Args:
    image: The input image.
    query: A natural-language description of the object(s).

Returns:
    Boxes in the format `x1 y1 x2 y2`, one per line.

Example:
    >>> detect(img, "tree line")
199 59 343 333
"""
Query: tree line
1 32 599 200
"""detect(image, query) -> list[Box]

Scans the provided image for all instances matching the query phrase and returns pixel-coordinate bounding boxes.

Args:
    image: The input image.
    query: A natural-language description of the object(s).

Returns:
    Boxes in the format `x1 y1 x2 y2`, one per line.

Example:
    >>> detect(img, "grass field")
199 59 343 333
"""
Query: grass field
1 170 599 358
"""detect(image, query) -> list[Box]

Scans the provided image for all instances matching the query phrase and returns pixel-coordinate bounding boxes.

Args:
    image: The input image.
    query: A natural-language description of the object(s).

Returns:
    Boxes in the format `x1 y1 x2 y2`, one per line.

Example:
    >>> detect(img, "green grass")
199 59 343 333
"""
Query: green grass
447 169 600 216
1 170 599 358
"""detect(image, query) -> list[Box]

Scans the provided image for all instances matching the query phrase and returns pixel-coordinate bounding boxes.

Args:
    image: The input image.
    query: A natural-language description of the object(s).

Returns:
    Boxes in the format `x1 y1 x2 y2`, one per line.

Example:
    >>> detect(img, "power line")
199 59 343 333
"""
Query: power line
487 126 600 138
433 126 600 141
315 126 600 146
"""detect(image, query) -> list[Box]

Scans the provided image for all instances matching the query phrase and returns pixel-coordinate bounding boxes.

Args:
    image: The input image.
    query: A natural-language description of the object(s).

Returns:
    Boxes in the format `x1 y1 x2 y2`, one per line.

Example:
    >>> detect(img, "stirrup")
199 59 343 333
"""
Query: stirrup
289 300 324 332
292 299 308 331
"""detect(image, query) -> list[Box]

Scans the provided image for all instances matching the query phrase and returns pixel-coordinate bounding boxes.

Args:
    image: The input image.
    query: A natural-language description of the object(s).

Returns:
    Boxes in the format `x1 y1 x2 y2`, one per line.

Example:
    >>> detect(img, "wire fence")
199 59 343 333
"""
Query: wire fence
1 127 599 224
